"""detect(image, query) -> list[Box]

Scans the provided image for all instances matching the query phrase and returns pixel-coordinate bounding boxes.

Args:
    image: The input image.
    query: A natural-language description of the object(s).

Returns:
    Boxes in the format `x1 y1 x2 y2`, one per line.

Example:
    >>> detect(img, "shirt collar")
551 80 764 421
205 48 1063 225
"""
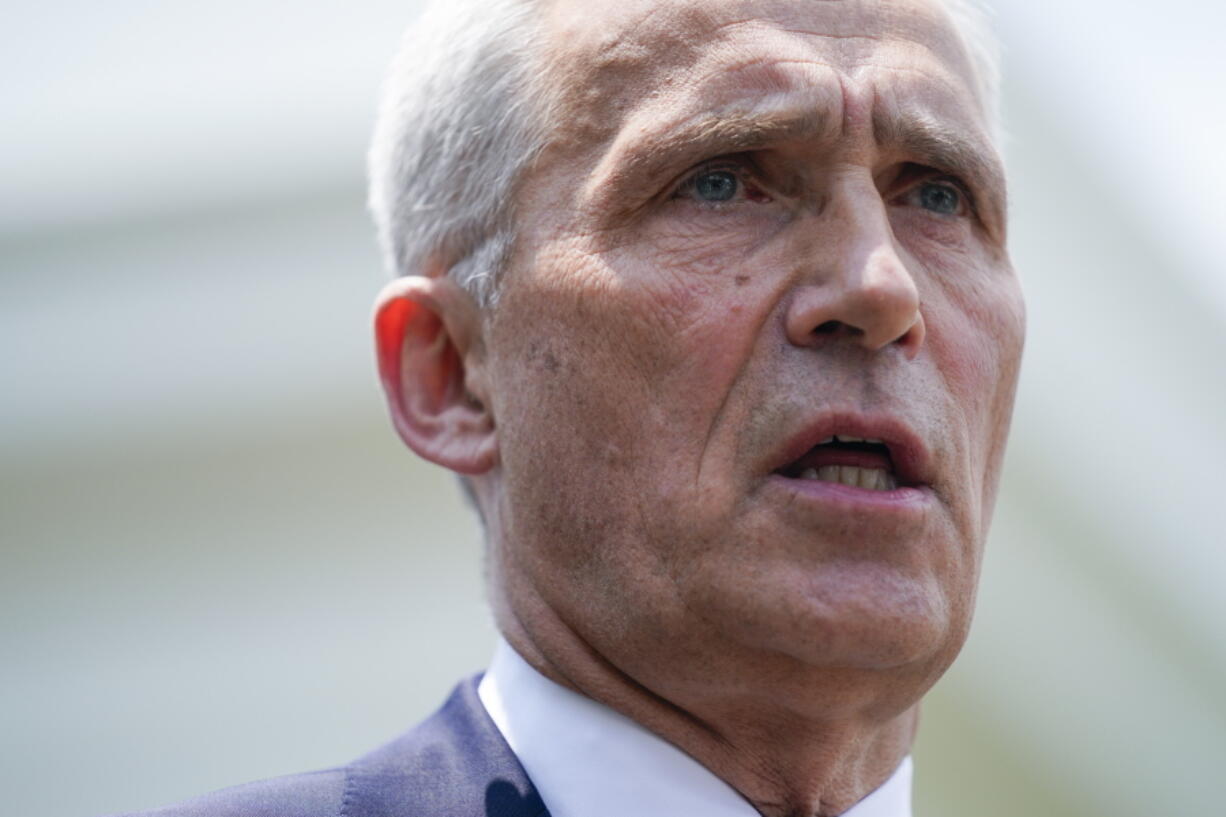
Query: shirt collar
477 638 913 817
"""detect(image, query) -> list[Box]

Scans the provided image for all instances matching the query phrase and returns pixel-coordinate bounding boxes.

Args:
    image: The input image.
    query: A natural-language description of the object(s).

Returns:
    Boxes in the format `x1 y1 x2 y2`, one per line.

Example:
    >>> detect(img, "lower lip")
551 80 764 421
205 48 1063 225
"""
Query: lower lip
766 474 934 516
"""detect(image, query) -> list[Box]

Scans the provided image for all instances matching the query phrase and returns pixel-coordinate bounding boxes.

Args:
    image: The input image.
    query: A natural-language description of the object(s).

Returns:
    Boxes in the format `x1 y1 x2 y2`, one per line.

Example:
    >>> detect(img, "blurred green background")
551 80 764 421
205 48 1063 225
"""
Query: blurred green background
3 2 1223 815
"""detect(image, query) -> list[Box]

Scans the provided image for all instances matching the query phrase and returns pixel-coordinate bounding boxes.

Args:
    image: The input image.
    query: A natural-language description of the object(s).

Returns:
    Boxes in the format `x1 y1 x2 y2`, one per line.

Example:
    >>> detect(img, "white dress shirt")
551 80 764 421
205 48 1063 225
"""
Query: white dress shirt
477 639 913 817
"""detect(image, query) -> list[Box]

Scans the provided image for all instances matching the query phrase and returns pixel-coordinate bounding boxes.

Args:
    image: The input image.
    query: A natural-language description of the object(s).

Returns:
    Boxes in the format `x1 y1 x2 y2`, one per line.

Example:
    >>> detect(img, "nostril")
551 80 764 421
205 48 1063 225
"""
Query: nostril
813 320 864 339
814 320 841 335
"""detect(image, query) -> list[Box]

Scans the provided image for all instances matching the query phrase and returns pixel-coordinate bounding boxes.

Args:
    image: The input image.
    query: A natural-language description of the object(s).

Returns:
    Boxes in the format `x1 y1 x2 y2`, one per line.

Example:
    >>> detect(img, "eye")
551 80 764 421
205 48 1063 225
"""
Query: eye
919 181 960 214
673 162 772 207
905 178 970 217
693 170 739 202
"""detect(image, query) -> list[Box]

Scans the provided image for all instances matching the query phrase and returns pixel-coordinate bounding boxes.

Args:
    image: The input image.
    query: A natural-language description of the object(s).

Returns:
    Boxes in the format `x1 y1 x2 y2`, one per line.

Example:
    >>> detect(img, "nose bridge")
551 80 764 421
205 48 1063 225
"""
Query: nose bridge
785 169 924 356
831 168 890 240
833 169 912 284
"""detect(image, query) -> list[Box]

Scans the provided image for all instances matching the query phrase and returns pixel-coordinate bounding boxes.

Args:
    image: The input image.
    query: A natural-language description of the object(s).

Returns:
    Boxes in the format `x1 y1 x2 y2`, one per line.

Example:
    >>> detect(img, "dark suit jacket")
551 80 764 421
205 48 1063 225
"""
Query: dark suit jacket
110 676 551 817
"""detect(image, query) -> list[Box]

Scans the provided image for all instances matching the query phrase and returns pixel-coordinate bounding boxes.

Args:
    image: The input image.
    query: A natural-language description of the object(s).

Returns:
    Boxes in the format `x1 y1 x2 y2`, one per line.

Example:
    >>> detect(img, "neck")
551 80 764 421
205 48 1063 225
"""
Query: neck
496 615 919 817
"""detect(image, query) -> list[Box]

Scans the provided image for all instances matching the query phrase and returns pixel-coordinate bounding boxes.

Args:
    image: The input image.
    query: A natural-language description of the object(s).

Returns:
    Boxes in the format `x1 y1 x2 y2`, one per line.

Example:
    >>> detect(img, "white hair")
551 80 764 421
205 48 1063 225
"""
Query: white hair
368 0 1003 305
939 0 1004 147
368 0 546 307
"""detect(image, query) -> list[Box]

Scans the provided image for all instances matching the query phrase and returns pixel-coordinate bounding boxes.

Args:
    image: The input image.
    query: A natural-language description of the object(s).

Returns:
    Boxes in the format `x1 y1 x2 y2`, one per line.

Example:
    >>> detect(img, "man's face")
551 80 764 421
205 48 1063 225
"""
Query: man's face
484 0 1024 711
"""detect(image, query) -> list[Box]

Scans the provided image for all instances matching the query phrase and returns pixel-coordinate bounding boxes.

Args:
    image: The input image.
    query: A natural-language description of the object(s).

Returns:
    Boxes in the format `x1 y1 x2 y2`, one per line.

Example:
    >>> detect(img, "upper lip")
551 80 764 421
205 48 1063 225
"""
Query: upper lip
769 411 935 488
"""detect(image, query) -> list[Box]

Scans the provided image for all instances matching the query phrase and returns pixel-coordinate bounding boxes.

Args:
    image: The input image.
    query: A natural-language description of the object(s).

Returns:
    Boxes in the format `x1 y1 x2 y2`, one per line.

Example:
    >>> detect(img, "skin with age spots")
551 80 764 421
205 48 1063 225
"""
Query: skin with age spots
375 0 1024 815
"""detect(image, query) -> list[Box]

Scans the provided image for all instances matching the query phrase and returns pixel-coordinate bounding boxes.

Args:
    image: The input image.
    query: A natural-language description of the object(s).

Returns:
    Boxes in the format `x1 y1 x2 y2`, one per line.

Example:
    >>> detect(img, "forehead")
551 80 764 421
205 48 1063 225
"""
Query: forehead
537 0 987 155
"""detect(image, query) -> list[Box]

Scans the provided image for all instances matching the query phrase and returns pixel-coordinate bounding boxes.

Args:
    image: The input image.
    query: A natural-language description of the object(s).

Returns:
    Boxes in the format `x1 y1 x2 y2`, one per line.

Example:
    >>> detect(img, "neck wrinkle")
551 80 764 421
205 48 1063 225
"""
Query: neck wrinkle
495 609 918 817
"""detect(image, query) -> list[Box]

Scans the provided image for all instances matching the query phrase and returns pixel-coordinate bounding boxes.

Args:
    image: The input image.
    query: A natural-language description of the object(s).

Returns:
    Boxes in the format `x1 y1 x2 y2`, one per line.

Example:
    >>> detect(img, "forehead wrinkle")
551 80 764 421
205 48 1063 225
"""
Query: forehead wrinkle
699 0 962 61
540 0 722 104
550 0 1000 223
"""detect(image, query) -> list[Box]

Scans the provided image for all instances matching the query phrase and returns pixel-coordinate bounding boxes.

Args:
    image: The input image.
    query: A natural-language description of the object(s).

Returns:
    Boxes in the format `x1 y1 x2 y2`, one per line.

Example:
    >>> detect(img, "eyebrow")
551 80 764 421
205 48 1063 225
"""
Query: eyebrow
583 102 835 212
583 96 1006 227
871 106 1006 218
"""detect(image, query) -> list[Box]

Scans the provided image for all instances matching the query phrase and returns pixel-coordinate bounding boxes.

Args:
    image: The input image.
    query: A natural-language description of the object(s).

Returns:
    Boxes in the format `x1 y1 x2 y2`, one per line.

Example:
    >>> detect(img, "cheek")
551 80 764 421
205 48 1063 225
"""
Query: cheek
488 235 781 563
914 230 1024 406
646 207 786 275
529 232 770 420
925 269 1025 505
929 307 1001 416
487 247 710 508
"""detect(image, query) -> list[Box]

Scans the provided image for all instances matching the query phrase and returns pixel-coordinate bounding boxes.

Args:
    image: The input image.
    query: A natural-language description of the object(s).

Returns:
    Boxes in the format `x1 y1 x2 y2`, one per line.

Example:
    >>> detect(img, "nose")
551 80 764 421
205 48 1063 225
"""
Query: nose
784 183 925 360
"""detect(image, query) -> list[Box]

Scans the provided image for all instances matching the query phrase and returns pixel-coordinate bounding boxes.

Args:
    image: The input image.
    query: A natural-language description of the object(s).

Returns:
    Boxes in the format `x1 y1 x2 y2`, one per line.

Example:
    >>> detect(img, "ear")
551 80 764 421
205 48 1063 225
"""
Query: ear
373 274 497 475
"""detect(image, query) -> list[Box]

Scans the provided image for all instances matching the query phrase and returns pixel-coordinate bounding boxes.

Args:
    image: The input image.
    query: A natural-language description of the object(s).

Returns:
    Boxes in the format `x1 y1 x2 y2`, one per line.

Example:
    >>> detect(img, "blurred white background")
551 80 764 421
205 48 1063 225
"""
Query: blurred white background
2 2 1223 815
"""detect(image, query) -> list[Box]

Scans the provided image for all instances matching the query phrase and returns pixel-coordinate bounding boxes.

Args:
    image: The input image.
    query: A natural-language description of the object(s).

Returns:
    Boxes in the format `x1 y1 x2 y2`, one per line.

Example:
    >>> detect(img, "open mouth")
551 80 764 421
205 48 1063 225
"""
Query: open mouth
775 435 901 492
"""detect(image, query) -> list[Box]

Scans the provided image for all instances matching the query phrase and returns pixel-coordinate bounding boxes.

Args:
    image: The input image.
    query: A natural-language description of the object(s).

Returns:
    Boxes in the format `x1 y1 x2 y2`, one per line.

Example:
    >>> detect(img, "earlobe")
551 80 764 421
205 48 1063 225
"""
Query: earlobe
373 275 498 475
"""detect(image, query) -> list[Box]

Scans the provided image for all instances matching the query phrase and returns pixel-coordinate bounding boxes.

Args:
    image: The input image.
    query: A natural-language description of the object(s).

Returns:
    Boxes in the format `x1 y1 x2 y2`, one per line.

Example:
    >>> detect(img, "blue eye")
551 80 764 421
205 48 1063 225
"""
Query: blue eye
918 181 962 215
693 170 739 202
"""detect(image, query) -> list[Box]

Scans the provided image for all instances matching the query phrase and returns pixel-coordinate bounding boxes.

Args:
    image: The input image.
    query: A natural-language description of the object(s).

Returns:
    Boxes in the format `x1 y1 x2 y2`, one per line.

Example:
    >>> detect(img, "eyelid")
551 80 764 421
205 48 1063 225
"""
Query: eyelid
892 166 979 220
670 155 765 199
920 170 978 215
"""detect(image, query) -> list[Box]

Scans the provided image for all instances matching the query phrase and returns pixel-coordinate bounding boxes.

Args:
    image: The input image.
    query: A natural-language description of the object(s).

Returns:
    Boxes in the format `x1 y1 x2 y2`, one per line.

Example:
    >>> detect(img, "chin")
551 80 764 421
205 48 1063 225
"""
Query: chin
793 607 959 672
695 560 968 673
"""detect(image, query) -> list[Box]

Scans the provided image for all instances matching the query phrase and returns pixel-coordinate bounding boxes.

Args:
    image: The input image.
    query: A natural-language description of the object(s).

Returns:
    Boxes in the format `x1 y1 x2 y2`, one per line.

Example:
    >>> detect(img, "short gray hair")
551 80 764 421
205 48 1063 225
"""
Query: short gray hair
368 0 1002 306
368 0 546 308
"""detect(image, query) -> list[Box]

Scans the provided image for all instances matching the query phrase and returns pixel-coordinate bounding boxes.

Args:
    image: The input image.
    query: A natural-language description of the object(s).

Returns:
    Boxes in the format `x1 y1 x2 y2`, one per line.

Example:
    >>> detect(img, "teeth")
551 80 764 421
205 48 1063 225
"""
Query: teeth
799 464 896 491
830 434 886 445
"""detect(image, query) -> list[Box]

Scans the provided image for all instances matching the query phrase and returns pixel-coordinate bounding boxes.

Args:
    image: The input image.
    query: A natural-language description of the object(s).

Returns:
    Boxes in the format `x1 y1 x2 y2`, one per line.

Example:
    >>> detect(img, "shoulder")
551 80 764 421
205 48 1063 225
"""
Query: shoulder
101 676 548 817
338 675 548 817
101 767 347 817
